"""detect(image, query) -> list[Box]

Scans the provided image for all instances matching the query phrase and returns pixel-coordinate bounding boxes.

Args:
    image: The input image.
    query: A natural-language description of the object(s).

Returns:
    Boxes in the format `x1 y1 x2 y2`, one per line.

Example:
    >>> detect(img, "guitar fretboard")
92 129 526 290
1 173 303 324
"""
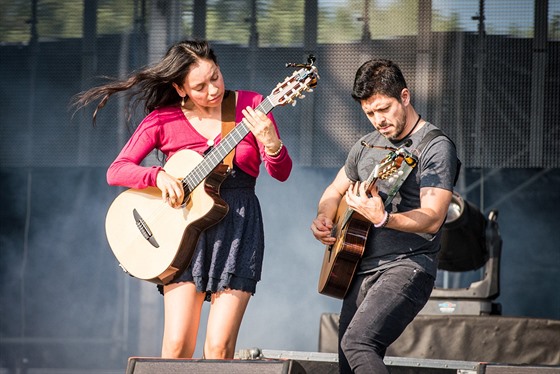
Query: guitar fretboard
181 98 274 193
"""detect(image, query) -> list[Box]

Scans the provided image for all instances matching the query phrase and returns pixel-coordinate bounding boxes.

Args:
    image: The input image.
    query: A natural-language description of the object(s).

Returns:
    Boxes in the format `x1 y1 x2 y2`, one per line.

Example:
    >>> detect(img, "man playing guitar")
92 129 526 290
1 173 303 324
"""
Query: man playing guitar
311 59 459 374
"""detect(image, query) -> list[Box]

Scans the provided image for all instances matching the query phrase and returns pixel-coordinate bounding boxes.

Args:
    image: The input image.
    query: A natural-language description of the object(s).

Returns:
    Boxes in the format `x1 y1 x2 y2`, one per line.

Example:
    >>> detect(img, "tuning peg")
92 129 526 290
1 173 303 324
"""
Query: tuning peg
307 54 316 64
292 100 297 106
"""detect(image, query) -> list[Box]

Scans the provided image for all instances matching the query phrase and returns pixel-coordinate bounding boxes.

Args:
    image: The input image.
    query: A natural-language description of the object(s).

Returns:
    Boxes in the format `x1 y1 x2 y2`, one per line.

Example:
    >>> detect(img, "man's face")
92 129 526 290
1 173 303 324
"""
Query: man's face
360 91 407 141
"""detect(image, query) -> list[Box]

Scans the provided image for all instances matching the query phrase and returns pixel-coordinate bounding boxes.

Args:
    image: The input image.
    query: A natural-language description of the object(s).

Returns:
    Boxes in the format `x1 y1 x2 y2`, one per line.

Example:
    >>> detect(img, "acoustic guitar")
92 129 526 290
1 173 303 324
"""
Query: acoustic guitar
318 145 418 299
105 61 319 285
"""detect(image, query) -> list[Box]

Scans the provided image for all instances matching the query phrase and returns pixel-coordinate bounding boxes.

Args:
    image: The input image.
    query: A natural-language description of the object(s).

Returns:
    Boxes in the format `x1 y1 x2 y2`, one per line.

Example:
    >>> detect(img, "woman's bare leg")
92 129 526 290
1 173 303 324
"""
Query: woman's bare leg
203 289 252 359
161 281 206 358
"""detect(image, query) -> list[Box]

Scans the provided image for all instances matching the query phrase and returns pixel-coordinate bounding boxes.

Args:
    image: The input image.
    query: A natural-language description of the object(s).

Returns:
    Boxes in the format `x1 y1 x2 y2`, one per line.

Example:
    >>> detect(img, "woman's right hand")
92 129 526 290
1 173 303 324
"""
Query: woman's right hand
156 170 184 208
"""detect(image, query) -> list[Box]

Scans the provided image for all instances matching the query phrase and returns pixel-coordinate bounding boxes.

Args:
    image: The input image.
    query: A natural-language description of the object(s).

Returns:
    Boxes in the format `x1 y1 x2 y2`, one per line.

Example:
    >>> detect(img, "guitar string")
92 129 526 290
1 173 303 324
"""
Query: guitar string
185 97 274 189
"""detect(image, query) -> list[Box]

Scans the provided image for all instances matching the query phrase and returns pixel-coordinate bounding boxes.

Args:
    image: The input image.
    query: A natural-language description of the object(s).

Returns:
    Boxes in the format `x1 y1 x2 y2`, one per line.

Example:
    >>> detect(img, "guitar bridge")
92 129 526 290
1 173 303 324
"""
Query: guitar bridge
133 208 160 248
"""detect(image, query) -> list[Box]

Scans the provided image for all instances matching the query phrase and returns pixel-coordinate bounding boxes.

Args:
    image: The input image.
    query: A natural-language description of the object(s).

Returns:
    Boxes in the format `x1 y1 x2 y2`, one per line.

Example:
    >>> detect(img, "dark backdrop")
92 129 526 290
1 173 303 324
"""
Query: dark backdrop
1 36 559 371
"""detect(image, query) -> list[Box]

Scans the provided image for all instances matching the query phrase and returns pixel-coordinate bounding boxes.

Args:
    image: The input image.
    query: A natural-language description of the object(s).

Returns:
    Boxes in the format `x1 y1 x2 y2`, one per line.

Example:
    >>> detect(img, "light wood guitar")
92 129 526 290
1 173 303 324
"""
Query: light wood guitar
318 145 418 299
105 61 319 285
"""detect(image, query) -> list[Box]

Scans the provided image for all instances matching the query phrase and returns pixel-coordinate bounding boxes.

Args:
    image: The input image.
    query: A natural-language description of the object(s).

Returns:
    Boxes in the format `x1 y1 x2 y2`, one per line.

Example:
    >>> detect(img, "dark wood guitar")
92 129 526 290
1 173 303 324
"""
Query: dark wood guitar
318 146 418 299
105 62 319 285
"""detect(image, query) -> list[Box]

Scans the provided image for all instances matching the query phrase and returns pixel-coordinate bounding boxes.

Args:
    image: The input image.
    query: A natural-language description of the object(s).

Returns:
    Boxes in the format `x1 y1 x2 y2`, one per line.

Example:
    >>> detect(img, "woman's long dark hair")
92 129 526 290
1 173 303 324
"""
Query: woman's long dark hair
72 40 218 124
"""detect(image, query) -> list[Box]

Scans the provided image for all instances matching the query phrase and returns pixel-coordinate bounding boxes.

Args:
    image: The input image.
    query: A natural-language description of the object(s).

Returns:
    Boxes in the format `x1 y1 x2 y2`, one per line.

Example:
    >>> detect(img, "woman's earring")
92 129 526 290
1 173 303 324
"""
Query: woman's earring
181 96 185 107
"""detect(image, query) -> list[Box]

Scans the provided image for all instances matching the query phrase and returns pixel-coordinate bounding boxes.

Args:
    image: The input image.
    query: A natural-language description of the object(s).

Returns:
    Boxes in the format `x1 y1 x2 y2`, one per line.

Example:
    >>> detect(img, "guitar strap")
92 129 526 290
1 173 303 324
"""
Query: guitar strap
415 128 462 186
384 129 449 207
220 90 237 170
416 129 443 156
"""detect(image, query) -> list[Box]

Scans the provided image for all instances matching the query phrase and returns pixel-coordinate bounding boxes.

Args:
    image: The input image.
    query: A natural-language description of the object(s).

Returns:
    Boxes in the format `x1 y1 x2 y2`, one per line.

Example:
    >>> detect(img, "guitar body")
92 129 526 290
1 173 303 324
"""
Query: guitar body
318 199 371 299
105 149 229 285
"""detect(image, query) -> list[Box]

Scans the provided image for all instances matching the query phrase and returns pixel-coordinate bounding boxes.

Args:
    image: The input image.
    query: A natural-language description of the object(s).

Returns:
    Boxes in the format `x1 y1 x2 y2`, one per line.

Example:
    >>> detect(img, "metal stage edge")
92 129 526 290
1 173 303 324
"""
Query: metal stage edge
261 349 483 373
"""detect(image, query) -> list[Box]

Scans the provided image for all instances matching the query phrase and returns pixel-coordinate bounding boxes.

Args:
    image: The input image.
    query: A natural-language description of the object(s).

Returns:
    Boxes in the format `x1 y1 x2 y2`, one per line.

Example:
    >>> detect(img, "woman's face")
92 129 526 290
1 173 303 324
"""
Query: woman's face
173 58 225 108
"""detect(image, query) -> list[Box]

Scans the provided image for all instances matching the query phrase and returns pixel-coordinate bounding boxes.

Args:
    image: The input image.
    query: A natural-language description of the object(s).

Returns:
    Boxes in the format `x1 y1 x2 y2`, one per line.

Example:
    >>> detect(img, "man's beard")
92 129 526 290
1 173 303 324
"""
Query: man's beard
385 116 406 141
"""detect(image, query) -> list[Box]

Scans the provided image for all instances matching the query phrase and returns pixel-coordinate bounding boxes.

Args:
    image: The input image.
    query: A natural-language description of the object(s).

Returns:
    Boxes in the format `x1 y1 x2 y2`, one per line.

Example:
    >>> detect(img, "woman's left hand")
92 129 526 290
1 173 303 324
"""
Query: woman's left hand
242 106 282 155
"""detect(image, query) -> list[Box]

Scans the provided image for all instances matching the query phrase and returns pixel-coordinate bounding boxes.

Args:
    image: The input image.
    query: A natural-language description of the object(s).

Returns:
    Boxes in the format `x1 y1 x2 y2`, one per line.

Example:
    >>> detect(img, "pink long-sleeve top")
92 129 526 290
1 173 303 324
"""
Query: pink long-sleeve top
107 90 292 189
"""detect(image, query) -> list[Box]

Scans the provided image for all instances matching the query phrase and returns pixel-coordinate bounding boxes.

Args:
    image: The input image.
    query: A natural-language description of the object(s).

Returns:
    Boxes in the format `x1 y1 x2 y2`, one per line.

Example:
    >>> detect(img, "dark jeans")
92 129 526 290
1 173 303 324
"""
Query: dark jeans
338 265 435 374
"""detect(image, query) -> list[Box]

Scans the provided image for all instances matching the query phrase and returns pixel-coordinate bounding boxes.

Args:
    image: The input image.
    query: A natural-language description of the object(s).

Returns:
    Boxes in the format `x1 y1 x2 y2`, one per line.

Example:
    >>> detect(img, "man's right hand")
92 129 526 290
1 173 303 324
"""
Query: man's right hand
311 215 336 245
156 170 184 209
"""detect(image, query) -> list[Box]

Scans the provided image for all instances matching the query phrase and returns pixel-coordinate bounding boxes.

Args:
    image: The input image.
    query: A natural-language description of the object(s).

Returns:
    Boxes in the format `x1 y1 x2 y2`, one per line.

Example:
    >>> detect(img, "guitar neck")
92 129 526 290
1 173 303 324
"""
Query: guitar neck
361 161 384 194
182 98 275 191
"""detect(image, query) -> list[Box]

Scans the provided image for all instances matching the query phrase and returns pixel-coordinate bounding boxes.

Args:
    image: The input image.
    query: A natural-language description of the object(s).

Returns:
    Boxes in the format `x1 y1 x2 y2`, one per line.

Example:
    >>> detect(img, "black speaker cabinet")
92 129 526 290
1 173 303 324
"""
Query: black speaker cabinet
483 364 560 374
126 357 307 374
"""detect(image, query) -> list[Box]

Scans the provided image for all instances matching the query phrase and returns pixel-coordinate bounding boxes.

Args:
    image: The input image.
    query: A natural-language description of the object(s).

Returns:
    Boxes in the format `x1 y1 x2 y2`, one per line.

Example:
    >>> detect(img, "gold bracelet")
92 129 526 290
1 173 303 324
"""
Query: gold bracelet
265 141 283 157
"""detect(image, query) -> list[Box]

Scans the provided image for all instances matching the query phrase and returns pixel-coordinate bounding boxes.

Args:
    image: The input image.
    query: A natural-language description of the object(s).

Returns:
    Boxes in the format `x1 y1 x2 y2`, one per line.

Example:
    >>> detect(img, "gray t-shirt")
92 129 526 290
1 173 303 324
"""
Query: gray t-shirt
344 122 459 277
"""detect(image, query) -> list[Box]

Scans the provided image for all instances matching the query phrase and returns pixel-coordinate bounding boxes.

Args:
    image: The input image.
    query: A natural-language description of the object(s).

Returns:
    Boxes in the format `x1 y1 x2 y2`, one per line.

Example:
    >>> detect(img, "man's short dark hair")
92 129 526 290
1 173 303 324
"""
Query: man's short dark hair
351 59 407 102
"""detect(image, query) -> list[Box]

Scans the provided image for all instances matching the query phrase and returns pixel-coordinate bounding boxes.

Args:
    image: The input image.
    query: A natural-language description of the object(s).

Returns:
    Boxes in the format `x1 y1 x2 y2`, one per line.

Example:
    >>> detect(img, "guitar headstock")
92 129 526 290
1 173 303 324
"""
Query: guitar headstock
376 156 404 180
268 57 319 108
369 144 419 185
